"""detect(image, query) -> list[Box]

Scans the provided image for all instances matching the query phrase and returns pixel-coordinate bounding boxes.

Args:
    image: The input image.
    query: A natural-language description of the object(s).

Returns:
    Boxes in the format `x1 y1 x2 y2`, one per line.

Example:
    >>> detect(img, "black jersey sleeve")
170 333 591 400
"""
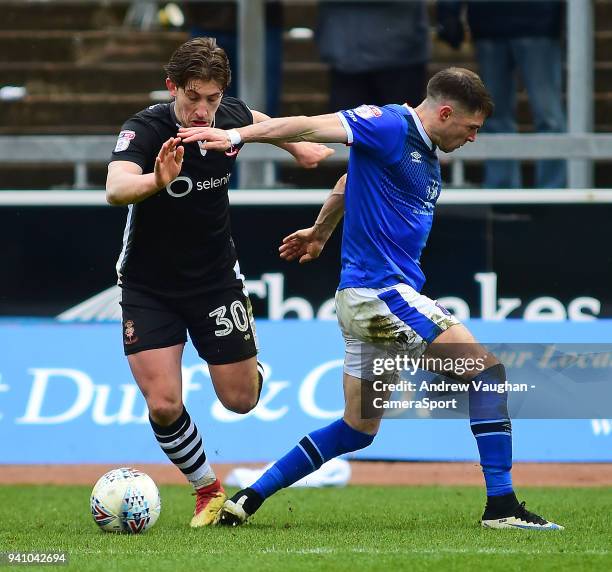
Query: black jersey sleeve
110 117 161 171
216 97 255 129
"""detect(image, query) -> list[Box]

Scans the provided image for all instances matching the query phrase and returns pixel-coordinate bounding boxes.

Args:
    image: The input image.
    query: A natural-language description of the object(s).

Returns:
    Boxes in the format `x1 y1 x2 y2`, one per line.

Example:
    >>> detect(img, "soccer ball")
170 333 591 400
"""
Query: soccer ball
90 467 161 533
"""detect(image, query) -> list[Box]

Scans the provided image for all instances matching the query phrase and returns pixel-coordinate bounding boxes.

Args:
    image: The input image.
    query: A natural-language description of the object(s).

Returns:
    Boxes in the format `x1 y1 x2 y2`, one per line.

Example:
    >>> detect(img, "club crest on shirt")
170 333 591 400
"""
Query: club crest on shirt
114 130 136 152
354 105 382 120
197 141 208 157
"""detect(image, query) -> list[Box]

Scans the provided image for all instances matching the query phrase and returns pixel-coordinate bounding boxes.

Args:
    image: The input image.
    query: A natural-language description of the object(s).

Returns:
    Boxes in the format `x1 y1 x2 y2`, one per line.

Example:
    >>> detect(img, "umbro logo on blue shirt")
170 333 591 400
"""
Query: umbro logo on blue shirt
410 151 422 163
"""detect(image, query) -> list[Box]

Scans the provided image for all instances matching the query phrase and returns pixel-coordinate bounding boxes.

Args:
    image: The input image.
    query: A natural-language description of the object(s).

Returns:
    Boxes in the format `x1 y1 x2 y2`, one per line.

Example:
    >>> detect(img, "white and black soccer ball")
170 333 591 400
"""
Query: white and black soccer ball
90 467 161 533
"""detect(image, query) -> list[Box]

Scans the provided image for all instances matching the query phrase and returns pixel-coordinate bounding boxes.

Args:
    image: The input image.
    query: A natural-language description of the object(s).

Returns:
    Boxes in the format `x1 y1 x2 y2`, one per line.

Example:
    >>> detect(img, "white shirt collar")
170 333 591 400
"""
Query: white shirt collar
405 104 434 151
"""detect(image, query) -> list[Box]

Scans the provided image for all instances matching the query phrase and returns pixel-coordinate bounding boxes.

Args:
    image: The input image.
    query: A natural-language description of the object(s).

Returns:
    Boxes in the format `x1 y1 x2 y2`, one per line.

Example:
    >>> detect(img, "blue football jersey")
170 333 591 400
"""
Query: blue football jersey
337 104 442 292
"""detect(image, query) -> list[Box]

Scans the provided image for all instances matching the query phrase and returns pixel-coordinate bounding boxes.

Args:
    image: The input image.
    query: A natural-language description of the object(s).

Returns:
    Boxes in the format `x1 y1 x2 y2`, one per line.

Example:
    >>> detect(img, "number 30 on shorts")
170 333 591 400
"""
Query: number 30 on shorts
209 301 250 337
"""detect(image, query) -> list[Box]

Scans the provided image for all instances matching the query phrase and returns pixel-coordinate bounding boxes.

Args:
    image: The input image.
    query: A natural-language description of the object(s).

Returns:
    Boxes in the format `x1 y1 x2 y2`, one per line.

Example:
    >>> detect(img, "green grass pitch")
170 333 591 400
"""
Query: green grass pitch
1 485 610 571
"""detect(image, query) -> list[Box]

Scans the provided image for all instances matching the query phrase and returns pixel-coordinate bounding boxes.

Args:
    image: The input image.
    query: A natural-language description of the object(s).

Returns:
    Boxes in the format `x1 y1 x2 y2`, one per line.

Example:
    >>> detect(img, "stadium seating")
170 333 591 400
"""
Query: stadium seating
1 0 612 188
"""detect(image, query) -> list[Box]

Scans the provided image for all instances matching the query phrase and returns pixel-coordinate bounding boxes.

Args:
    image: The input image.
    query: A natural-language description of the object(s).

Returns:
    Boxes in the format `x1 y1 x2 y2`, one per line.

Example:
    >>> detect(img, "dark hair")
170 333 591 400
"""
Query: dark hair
427 67 494 117
164 37 231 90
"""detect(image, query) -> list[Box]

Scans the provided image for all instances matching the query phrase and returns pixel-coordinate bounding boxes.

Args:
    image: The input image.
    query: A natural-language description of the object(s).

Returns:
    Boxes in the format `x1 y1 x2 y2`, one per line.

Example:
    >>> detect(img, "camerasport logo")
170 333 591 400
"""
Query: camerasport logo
123 320 138 345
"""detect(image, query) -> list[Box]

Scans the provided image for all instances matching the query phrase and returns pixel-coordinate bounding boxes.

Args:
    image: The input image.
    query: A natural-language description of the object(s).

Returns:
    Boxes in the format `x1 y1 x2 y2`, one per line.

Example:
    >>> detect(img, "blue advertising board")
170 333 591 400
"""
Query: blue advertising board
0 319 611 464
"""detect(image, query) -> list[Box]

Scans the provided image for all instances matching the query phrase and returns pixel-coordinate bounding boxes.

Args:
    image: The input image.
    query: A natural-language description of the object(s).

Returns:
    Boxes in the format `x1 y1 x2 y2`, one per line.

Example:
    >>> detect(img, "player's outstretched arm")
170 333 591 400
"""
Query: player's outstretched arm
279 174 346 264
106 137 184 205
177 114 347 151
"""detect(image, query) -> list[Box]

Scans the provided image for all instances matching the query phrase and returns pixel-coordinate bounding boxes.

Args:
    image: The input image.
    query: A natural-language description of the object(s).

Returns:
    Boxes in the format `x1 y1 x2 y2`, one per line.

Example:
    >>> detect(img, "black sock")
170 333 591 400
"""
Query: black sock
231 487 264 515
485 491 519 515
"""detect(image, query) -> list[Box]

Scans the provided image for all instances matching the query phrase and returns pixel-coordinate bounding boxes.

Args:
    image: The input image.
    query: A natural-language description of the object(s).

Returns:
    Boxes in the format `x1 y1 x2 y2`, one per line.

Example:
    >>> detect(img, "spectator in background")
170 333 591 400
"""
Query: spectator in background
317 0 430 111
437 1 566 189
182 1 283 116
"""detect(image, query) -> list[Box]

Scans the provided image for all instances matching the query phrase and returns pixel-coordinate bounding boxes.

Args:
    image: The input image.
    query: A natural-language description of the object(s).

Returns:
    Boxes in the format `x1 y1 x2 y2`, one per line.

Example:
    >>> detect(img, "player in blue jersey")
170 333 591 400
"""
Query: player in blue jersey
178 67 563 530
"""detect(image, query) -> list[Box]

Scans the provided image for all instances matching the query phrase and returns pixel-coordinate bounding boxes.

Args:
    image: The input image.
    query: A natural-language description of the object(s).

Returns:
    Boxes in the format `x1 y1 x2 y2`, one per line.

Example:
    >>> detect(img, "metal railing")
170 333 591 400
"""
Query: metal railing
1 132 611 189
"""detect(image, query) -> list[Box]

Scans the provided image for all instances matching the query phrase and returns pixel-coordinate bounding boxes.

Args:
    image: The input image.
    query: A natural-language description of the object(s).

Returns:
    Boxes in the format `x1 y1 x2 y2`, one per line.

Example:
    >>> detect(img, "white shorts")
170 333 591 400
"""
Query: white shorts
336 284 460 381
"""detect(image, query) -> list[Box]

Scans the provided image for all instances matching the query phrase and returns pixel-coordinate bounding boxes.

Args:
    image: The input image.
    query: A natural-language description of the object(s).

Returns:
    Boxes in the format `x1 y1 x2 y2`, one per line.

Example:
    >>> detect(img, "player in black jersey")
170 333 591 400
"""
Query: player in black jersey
105 37 333 528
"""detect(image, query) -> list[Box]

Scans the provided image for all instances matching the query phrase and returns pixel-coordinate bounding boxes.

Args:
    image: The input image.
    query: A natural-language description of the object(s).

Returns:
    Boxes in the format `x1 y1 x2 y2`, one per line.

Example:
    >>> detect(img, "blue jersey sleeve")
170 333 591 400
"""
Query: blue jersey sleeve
337 104 407 164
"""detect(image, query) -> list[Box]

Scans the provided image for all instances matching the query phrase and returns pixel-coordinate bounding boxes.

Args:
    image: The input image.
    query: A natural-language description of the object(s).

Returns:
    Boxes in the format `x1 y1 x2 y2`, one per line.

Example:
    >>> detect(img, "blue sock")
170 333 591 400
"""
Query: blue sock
469 364 514 497
251 419 374 499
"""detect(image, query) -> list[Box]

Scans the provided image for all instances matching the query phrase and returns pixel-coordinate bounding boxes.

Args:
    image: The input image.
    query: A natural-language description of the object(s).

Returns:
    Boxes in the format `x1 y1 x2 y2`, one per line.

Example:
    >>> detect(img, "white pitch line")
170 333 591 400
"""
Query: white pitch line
71 547 610 557
260 547 610 556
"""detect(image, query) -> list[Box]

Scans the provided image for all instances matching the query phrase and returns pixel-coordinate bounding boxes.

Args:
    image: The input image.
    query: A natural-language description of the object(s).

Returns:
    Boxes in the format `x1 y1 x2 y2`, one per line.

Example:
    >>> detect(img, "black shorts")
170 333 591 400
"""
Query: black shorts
120 286 258 365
